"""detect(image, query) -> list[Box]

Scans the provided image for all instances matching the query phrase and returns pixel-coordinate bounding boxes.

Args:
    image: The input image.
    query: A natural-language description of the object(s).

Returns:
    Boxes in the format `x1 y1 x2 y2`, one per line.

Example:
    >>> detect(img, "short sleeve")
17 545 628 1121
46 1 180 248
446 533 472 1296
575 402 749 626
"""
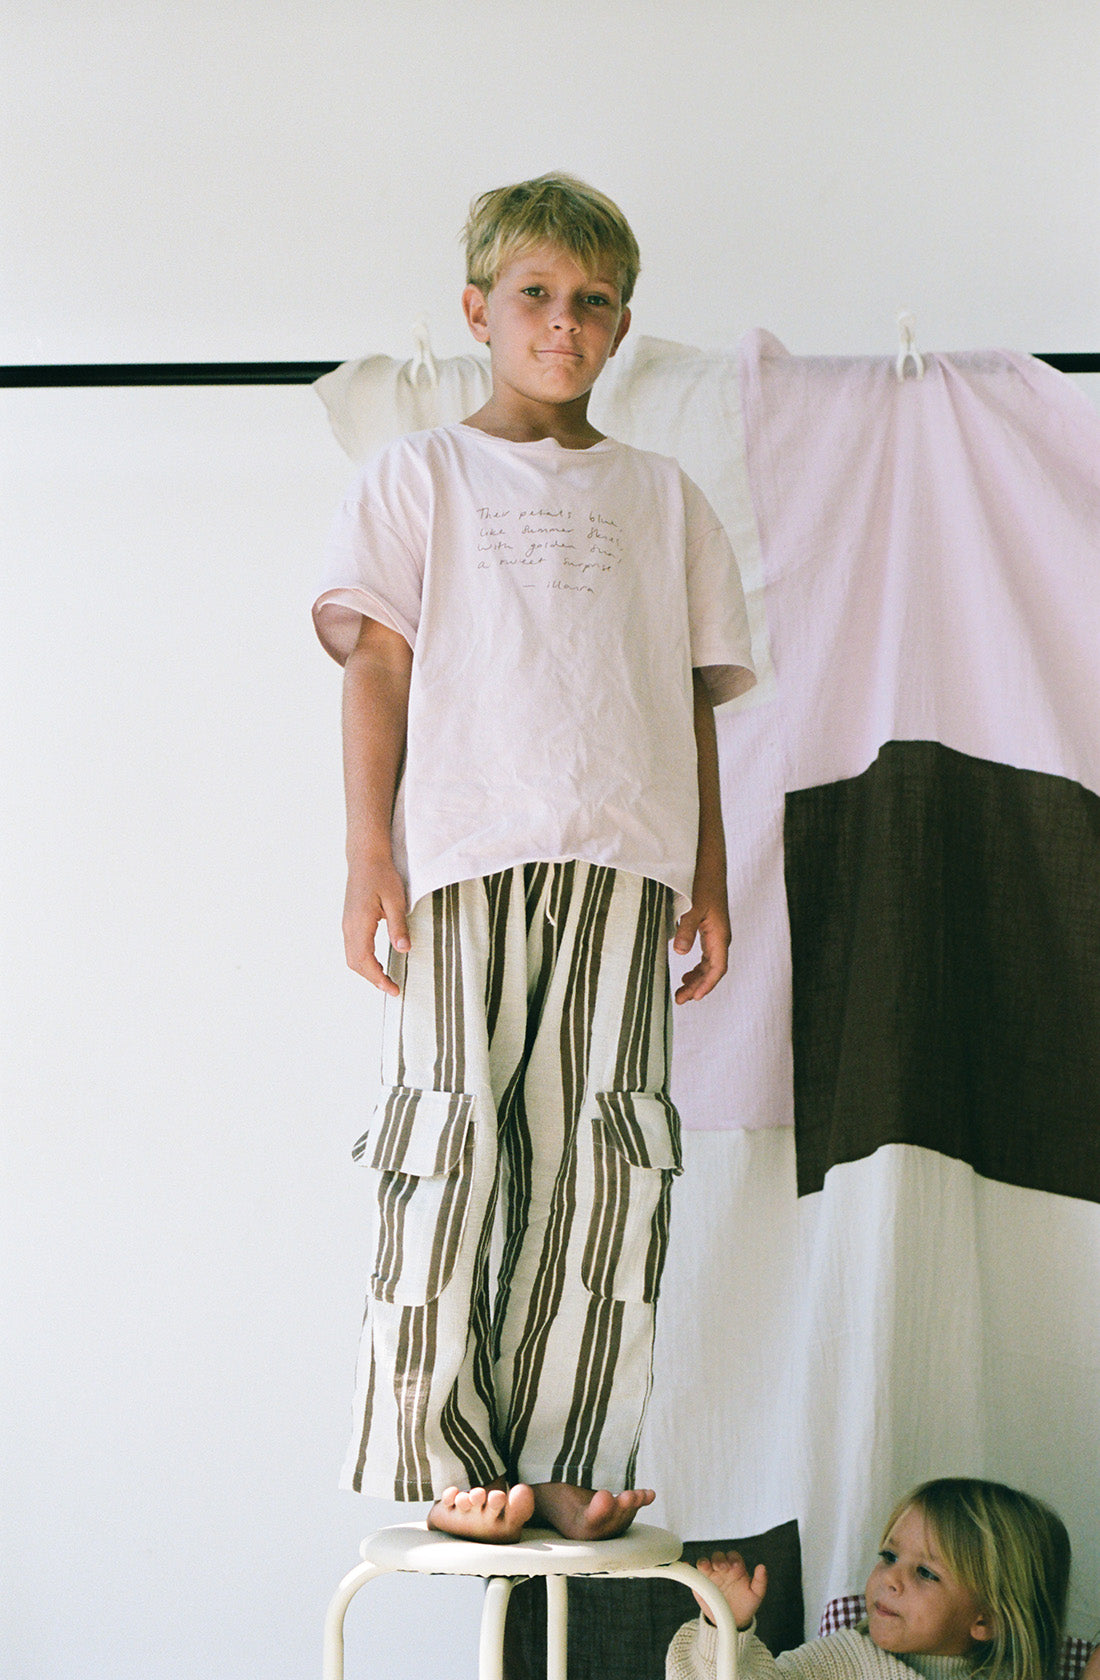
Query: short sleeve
312 443 428 665
681 471 756 705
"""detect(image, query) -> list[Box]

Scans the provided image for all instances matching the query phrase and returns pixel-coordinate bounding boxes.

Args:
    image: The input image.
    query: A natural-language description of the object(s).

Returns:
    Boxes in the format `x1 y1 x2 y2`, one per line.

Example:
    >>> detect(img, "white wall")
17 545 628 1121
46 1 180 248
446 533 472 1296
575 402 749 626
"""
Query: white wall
5 6 1099 1679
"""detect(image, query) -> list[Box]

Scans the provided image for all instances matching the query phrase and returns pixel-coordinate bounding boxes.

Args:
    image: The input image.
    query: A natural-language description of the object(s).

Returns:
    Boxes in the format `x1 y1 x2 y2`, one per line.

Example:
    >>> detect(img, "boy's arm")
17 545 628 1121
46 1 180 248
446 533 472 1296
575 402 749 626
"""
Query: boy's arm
673 670 730 1004
341 615 414 995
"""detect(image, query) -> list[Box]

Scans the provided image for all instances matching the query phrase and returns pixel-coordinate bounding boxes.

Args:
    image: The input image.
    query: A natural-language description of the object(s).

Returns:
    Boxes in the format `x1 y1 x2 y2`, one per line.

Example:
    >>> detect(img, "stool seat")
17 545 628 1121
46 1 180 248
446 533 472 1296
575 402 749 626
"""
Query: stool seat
358 1518 684 1575
324 1518 738 1680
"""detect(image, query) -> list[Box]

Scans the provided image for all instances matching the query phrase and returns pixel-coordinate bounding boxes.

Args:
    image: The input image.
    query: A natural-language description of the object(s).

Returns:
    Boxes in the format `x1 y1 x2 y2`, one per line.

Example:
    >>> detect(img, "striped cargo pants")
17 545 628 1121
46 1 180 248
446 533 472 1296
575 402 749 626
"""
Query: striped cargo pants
340 861 683 1500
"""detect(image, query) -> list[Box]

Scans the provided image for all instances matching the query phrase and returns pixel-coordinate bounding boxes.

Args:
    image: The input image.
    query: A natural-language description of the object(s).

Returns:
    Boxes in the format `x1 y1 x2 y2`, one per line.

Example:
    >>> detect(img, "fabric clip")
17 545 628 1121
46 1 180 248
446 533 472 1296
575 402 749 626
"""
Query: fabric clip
409 318 440 391
895 310 925 381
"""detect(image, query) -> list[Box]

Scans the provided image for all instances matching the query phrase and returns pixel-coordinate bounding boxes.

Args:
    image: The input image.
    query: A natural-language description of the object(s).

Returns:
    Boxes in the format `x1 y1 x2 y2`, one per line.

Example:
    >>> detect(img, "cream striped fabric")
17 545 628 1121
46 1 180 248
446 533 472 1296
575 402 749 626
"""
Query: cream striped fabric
340 862 683 1499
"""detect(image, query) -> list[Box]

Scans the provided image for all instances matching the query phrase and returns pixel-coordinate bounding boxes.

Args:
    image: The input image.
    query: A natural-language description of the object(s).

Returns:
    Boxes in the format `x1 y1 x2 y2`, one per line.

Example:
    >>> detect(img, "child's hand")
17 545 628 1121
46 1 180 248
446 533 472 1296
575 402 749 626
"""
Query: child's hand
692 1551 767 1631
343 858 410 995
672 889 731 1003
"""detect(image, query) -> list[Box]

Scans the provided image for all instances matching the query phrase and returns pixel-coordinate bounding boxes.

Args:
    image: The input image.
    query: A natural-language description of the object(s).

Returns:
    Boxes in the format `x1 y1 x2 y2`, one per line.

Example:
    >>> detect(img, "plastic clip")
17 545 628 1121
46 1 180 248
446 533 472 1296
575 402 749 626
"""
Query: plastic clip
409 318 439 391
895 310 925 381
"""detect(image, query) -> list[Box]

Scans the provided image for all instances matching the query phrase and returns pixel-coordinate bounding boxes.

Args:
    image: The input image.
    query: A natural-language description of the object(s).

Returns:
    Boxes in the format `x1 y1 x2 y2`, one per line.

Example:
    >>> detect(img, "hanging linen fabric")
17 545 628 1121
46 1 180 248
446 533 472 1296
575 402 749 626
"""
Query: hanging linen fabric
315 331 1100 1641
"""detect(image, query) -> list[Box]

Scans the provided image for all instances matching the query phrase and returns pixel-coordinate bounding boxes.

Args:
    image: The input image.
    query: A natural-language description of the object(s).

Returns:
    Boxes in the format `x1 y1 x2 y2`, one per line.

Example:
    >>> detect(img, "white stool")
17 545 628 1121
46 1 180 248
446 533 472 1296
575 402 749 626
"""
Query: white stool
323 1520 739 1680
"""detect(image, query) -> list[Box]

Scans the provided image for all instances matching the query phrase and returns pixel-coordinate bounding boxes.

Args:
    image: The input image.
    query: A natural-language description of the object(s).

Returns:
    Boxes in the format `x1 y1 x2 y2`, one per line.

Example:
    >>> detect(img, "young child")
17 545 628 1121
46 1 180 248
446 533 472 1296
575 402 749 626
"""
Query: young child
313 173 754 1543
669 1478 1071 1680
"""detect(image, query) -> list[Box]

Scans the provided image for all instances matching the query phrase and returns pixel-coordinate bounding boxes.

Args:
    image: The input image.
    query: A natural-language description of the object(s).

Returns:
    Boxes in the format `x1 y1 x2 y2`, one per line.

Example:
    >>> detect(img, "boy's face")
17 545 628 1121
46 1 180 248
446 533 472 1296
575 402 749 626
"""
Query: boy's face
462 242 631 414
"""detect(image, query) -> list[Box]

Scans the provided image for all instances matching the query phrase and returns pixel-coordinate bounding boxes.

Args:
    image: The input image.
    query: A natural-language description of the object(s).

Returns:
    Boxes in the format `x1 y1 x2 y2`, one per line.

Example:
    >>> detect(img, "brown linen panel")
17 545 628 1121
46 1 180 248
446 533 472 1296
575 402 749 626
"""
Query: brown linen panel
786 740 1100 1201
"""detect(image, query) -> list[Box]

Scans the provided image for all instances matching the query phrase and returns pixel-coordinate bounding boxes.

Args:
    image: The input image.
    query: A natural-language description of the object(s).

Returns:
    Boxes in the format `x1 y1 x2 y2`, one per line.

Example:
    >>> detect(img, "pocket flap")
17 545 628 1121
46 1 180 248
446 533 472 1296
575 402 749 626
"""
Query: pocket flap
594 1090 683 1172
354 1086 475 1177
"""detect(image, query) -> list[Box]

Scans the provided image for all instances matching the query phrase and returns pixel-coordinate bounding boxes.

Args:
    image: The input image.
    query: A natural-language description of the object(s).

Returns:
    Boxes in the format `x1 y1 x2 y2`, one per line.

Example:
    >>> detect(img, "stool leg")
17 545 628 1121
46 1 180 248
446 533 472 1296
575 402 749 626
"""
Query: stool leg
629 1564 739 1680
545 1575 568 1680
478 1575 516 1680
322 1560 383 1680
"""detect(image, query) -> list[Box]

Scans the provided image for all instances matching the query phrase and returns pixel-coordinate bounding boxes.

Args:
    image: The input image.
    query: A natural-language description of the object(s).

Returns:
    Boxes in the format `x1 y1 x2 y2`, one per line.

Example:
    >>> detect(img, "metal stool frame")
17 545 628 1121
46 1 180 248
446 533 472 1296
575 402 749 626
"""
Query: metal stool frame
323 1521 738 1680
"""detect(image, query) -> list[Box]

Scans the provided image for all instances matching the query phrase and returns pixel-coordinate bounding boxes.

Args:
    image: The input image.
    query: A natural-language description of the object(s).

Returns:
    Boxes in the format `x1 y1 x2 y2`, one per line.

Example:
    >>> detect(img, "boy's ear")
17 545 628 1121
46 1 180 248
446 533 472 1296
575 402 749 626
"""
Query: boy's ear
609 305 631 357
463 284 491 344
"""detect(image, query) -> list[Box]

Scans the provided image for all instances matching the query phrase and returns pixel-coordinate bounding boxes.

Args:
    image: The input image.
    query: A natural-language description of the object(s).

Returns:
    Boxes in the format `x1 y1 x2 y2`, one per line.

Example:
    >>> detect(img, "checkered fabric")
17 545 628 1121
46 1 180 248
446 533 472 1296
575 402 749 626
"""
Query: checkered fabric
818 1597 867 1638
817 1597 1095 1680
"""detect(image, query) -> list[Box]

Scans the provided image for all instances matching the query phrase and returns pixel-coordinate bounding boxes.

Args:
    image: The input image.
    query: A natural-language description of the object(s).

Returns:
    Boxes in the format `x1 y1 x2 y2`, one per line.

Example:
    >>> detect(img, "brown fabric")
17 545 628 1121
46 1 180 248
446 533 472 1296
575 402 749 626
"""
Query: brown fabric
502 1519 803 1680
785 740 1100 1201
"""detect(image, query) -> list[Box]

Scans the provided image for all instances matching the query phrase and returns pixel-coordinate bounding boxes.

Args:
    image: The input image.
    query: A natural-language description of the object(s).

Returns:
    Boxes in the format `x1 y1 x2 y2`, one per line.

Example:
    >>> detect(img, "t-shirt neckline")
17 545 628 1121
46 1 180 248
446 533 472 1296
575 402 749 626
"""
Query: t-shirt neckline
452 422 616 455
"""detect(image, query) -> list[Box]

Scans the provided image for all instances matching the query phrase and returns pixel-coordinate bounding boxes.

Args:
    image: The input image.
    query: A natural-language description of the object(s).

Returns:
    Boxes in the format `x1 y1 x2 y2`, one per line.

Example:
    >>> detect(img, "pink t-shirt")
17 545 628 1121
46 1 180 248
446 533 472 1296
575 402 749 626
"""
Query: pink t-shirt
314 423 754 912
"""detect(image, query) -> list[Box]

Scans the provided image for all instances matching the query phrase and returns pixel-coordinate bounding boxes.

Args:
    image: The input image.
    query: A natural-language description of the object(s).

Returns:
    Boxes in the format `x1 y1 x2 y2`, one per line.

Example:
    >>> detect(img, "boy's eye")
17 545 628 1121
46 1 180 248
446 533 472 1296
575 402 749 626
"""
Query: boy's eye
584 294 611 307
878 1550 897 1566
521 286 546 297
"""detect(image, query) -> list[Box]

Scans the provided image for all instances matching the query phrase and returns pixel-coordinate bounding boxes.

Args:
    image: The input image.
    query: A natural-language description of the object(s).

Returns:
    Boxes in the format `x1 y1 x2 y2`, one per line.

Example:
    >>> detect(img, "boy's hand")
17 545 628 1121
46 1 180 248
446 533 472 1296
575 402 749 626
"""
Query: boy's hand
692 1551 767 1630
343 858 410 995
672 886 731 1003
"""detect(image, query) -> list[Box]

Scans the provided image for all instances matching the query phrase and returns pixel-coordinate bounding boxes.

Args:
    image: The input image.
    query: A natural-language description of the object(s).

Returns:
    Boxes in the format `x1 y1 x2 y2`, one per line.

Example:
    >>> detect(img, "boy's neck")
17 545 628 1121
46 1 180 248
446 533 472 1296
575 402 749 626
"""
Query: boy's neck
461 392 606 450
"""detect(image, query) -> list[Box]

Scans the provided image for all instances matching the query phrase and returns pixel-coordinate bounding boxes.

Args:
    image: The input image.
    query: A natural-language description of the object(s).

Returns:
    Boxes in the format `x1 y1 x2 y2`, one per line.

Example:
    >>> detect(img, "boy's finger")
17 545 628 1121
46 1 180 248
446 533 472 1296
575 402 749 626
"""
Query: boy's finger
363 951 401 996
672 911 700 954
344 900 403 994
385 900 411 954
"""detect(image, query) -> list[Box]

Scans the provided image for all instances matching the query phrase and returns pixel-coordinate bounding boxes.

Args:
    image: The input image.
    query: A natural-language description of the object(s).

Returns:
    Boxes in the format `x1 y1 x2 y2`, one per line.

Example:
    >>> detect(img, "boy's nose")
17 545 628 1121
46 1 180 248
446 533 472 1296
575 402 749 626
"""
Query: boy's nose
550 301 580 330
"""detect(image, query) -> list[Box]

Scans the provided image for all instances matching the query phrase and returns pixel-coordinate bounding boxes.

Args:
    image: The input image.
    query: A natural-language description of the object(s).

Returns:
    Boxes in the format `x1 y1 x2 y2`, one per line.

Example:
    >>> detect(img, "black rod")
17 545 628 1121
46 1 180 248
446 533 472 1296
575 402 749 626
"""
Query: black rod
1 353 1098 388
0 361 342 388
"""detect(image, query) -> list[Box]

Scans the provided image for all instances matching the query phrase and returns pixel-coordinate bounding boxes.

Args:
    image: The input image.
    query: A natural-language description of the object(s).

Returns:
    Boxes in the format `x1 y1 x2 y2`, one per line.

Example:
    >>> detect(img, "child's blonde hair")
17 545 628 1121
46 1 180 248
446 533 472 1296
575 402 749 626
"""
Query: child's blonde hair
462 172 641 305
881 1478 1071 1680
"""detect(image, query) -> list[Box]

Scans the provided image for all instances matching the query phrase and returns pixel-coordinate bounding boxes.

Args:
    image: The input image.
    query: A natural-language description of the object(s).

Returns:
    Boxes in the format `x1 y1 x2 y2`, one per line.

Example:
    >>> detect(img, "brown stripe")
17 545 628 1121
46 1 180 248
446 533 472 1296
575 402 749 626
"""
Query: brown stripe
423 1134 475 1301
440 1169 505 1486
614 878 671 1092
580 1123 628 1298
643 1175 674 1304
389 948 409 1089
370 1085 419 1171
348 1340 377 1492
523 861 551 928
431 883 466 1093
507 865 614 1461
552 1295 624 1482
393 1300 437 1499
492 866 568 1341
492 1066 533 1358
374 1169 419 1304
431 1104 471 1175
440 1384 501 1488
483 870 511 1044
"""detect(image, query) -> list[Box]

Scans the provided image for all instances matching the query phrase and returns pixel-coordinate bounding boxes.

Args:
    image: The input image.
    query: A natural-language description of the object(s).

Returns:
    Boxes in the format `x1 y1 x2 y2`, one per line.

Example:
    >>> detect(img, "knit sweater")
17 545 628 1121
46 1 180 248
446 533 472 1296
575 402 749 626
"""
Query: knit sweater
667 1621 977 1680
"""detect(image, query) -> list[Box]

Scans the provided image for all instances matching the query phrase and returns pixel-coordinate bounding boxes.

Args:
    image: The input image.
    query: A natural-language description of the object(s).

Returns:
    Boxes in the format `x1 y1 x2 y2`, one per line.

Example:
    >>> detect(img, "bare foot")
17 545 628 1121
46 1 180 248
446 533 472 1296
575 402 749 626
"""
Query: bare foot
692 1550 767 1628
427 1479 535 1543
531 1481 655 1540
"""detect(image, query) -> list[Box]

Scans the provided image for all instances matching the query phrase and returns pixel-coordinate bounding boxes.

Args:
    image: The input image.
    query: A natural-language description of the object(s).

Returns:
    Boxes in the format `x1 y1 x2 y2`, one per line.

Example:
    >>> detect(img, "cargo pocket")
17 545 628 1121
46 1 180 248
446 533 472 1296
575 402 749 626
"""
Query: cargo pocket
581 1091 683 1304
354 1086 476 1306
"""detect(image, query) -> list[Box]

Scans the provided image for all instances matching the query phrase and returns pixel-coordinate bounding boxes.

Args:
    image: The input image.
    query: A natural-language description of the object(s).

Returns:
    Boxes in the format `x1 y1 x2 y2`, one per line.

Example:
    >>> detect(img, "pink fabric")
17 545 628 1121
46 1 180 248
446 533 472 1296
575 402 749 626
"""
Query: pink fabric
671 330 1100 1130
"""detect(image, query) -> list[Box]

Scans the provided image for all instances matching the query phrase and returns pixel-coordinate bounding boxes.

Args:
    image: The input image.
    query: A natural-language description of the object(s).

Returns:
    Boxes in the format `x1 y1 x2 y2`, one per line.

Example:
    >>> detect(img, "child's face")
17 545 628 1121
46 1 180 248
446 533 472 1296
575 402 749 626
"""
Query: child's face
864 1505 993 1658
462 242 630 413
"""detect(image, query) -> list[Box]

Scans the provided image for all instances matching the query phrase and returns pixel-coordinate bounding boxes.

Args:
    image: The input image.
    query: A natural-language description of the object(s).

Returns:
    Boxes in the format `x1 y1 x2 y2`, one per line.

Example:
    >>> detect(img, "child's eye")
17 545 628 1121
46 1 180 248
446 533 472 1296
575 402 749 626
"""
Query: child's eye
584 294 611 307
878 1550 897 1566
521 286 546 298
916 1566 940 1583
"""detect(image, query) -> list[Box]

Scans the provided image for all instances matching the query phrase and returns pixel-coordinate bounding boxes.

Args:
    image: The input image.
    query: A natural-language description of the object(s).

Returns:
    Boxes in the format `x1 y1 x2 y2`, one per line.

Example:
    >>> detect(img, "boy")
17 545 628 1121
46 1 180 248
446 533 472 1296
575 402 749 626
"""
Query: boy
313 174 754 1543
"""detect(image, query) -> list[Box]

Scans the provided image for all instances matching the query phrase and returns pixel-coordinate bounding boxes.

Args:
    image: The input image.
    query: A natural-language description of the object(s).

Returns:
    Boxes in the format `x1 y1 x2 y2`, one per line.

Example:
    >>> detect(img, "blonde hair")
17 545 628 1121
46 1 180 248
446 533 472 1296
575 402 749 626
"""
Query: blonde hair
880 1479 1071 1680
462 172 640 305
